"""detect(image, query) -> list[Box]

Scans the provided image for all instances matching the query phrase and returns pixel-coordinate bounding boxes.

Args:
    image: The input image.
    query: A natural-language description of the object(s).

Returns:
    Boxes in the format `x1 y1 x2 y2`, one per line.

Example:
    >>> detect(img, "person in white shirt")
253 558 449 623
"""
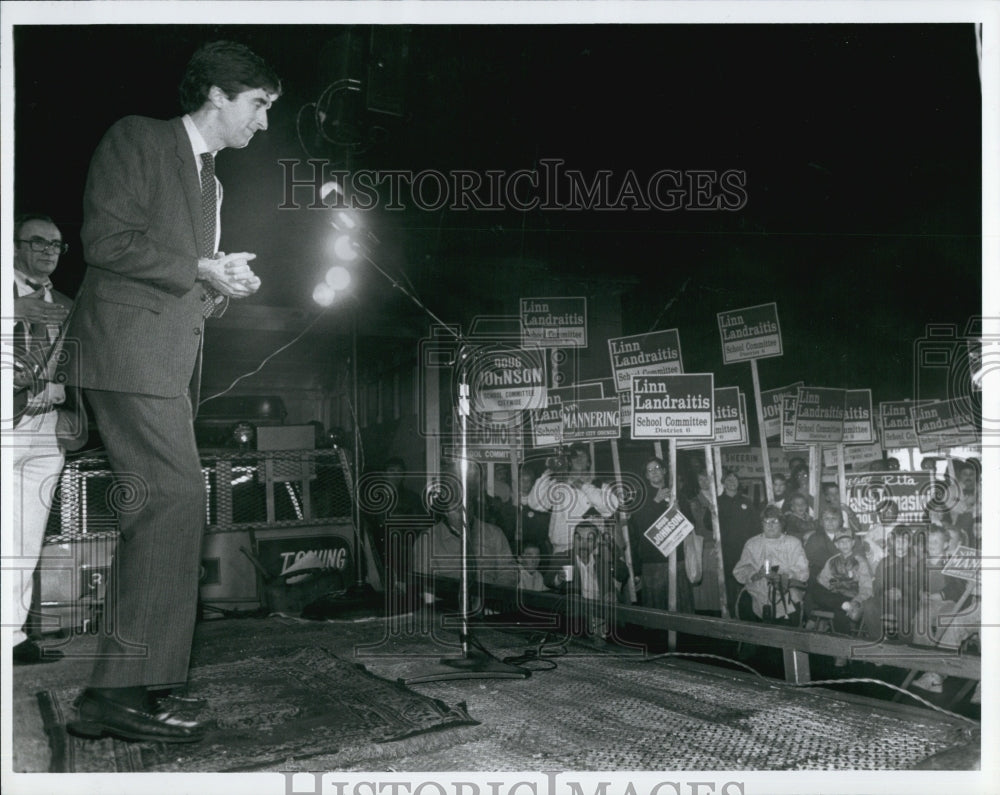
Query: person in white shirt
11 214 83 665
527 443 620 560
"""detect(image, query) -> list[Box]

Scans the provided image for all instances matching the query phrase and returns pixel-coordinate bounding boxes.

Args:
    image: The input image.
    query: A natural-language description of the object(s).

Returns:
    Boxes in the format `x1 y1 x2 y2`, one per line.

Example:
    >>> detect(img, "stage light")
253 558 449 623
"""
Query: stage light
320 180 343 202
313 282 336 307
325 265 352 291
333 233 360 262
335 211 357 229
232 421 254 448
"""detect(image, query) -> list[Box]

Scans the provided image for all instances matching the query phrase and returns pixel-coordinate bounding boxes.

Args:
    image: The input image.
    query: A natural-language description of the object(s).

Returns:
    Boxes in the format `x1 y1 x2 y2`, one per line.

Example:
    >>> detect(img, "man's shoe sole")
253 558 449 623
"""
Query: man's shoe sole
66 718 206 744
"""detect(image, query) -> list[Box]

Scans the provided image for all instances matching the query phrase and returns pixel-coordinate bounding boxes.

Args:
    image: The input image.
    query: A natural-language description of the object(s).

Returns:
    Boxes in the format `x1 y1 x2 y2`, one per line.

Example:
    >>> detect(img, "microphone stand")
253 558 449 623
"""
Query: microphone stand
358 253 527 682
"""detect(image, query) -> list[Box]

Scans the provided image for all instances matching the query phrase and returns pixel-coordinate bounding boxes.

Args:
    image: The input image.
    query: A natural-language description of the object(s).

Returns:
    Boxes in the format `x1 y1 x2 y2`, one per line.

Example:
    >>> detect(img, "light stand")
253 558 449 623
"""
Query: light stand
356 253 527 682
342 306 379 602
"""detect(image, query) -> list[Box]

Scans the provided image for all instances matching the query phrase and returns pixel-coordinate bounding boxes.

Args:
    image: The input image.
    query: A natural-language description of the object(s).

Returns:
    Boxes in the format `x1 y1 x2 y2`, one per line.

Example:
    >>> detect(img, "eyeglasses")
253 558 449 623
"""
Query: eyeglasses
762 518 782 525
17 237 69 254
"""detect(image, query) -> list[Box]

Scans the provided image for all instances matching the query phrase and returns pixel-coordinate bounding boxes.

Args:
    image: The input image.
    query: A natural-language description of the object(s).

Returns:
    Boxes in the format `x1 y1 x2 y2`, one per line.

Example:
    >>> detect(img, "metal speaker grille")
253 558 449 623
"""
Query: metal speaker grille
44 449 355 543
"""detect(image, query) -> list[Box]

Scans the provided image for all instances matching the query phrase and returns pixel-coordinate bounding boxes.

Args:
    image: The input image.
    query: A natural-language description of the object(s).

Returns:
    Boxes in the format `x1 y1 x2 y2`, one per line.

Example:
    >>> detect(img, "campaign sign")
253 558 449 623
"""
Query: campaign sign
879 400 919 448
793 387 846 443
823 443 884 469
618 387 633 429
608 329 683 393
761 381 804 439
737 392 750 446
470 346 547 414
631 373 714 439
520 297 587 348
644 503 695 559
844 470 935 529
780 395 799 448
942 546 981 583
720 446 802 482
530 382 603 447
449 417 524 461
843 389 876 444
717 302 783 364
678 386 747 448
913 398 980 453
561 397 621 441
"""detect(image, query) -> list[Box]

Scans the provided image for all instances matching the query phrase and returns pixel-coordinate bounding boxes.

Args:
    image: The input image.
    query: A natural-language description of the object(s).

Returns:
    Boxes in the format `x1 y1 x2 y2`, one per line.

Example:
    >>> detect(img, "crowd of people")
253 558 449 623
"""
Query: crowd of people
366 445 982 700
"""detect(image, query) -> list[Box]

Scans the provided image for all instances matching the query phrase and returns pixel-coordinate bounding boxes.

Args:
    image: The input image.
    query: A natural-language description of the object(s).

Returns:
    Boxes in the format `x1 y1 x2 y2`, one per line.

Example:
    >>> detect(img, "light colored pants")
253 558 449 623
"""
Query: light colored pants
8 411 64 646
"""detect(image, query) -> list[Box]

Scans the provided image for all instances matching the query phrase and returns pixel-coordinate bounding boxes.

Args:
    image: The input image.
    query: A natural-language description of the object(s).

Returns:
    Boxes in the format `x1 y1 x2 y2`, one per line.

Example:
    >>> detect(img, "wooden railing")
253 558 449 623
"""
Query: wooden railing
481 584 981 685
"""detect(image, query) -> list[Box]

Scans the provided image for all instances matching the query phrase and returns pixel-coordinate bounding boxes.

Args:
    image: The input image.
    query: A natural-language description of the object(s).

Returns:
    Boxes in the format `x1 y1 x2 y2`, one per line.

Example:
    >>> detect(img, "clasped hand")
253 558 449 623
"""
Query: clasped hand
15 291 69 325
199 252 261 298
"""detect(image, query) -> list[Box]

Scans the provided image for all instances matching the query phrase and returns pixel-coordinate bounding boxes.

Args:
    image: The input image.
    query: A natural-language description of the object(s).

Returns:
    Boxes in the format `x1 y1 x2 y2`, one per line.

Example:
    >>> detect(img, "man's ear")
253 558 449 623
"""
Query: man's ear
207 85 227 109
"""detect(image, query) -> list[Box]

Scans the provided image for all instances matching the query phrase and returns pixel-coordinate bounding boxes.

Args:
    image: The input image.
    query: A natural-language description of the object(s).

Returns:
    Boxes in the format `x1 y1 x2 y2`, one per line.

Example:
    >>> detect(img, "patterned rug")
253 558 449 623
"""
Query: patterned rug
37 646 479 772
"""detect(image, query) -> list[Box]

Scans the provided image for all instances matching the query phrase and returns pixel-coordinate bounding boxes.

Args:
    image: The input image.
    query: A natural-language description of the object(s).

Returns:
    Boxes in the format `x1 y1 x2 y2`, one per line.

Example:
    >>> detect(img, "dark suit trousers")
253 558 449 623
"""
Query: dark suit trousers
84 389 205 689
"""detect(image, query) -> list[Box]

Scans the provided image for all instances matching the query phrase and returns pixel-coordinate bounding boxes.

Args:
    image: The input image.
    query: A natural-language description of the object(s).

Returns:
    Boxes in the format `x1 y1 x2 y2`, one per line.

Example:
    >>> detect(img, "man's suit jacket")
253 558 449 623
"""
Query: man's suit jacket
63 115 213 406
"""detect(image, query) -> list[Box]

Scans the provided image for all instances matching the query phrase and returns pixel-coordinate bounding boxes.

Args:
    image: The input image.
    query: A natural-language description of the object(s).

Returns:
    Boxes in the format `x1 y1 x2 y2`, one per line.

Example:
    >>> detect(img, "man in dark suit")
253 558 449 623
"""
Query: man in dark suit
11 214 85 665
63 41 280 743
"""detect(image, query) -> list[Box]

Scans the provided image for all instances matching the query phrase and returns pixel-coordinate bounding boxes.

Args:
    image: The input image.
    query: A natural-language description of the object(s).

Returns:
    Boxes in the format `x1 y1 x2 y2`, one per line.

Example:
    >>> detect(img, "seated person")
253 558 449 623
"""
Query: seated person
911 525 966 648
804 505 844 583
783 493 818 542
815 526 873 635
732 506 809 624
517 543 548 592
412 475 518 610
911 526 978 695
861 524 918 643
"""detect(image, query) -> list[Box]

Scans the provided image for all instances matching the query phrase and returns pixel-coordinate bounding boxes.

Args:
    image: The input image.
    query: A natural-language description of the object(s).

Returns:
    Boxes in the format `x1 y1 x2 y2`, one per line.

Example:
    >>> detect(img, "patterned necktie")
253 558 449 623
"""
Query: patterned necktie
24 279 59 342
199 152 228 318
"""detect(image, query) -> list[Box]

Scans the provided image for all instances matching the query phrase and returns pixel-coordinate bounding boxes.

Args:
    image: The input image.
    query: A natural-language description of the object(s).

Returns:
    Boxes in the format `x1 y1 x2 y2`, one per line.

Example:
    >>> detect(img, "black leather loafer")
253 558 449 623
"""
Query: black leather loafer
67 690 207 744
13 639 63 665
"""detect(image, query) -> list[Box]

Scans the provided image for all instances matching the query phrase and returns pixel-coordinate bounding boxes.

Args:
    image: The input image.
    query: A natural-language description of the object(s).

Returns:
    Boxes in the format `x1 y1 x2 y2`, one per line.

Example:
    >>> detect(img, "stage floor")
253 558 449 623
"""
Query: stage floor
10 609 981 775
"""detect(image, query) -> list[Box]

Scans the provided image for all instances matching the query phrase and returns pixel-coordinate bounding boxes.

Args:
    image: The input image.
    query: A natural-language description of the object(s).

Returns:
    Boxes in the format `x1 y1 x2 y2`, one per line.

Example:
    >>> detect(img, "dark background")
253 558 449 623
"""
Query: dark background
13 23 982 407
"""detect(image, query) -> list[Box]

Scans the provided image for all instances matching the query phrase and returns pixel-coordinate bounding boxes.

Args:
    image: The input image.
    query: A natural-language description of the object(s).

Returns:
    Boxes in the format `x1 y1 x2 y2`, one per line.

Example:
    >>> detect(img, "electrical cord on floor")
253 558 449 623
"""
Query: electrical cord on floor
498 632 570 671
641 651 980 727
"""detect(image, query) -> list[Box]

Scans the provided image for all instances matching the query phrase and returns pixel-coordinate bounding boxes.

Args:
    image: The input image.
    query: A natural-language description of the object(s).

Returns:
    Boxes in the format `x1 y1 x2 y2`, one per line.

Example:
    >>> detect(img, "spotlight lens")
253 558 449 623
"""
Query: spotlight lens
333 234 359 261
312 282 336 307
232 422 255 445
325 265 351 291
320 180 342 201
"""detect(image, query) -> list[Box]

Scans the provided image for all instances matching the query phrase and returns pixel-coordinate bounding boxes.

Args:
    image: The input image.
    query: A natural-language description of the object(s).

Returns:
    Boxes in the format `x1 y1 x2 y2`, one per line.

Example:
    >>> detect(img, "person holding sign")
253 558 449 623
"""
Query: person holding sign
732 506 808 623
626 457 694 612
717 470 759 616
527 443 620 573
686 470 722 613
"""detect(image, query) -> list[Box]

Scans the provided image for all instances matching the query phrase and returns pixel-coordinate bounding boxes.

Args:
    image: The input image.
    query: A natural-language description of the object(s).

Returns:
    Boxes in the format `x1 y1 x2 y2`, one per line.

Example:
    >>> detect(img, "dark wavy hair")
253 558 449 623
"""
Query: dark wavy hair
178 40 282 113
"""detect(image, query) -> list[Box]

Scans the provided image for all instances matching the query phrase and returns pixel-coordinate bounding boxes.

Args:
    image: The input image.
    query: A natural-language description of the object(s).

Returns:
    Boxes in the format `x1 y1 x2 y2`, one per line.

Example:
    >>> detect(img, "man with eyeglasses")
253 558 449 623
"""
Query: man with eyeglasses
11 213 86 665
